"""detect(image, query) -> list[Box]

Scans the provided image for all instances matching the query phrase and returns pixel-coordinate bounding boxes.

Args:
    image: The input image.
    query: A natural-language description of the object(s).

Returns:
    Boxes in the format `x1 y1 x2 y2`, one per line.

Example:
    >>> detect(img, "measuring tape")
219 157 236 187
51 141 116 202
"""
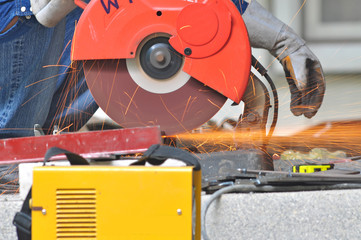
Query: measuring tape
292 164 334 173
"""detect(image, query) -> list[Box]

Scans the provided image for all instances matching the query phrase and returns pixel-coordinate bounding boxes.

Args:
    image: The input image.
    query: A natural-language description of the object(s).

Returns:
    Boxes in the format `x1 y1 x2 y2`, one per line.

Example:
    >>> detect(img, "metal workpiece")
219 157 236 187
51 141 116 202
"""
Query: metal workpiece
0 127 161 165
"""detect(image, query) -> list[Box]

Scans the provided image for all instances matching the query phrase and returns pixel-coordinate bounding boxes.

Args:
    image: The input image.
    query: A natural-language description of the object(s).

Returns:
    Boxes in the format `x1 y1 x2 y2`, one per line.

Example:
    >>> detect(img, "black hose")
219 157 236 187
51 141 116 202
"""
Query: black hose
251 55 279 140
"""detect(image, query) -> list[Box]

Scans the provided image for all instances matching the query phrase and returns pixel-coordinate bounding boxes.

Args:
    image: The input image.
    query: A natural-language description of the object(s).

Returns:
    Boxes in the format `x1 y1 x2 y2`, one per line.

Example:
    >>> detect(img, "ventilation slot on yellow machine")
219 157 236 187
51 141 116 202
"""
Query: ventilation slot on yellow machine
56 188 97 239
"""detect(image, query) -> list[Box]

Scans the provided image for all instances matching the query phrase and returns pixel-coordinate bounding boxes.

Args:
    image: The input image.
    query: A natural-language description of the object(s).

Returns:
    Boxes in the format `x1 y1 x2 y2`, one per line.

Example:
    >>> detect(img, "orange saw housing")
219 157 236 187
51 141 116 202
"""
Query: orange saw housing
71 0 251 104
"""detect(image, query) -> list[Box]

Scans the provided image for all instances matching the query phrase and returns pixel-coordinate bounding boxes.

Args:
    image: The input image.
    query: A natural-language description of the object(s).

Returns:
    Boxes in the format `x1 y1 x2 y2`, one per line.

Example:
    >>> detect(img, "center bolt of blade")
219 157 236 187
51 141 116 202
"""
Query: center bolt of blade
139 36 183 80
150 45 171 69
155 52 164 63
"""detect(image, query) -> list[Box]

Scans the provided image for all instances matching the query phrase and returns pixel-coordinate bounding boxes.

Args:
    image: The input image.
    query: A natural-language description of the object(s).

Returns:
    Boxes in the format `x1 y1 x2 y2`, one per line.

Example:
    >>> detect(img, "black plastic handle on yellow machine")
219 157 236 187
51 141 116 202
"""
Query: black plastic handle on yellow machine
131 144 201 171
13 147 90 240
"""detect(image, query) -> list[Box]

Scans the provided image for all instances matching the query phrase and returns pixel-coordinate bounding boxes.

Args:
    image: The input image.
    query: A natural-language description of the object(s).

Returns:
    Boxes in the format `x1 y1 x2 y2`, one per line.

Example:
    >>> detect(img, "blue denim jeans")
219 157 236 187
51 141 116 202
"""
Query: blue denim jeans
0 8 98 139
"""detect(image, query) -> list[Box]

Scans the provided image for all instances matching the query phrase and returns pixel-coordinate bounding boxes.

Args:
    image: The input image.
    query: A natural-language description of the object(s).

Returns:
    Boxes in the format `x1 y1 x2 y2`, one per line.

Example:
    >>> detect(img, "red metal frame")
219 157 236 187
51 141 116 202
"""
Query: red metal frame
0 127 161 165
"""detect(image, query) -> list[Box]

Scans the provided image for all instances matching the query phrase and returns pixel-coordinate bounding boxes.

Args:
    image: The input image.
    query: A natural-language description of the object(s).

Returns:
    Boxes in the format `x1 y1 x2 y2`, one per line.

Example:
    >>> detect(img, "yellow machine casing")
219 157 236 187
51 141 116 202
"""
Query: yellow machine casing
31 166 201 240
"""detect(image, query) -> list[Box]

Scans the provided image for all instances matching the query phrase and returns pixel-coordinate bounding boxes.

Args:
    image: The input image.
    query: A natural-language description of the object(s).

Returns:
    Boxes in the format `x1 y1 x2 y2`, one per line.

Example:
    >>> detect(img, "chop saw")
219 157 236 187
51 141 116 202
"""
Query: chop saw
71 0 252 136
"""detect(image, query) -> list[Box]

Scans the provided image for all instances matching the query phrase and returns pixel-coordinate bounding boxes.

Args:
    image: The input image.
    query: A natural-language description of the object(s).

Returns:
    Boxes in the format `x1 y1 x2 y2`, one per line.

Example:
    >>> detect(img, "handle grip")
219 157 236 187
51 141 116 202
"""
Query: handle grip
75 0 88 9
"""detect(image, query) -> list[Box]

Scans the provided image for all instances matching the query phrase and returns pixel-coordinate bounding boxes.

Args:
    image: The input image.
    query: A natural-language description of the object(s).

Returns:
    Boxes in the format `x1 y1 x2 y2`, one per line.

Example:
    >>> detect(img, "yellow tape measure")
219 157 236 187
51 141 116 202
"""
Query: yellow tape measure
292 164 334 173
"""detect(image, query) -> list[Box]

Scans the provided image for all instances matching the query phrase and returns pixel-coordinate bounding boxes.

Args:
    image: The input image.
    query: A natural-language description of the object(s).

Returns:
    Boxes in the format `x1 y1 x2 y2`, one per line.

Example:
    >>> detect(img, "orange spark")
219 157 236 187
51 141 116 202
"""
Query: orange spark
181 96 192 122
207 99 222 110
159 96 190 133
104 60 120 115
287 0 307 29
219 68 228 89
180 25 191 30
21 85 51 107
125 85 140 116
57 39 72 65
56 124 74 134
25 72 71 88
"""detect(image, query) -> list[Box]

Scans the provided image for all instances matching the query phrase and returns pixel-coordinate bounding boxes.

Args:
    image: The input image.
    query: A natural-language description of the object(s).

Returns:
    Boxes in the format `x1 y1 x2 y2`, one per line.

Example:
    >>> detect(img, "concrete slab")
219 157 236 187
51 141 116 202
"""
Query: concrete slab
2 154 360 239
2 189 361 240
203 189 361 240
0 194 22 240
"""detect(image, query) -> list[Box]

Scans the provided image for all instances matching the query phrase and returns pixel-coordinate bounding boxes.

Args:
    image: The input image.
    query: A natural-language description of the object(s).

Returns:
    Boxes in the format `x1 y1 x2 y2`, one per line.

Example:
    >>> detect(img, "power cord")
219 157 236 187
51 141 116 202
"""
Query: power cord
251 55 279 140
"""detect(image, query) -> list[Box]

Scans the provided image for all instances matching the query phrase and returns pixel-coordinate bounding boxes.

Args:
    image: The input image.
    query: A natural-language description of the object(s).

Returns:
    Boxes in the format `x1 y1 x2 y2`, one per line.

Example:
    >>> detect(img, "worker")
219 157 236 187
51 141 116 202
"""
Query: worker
0 0 325 139
0 1 98 139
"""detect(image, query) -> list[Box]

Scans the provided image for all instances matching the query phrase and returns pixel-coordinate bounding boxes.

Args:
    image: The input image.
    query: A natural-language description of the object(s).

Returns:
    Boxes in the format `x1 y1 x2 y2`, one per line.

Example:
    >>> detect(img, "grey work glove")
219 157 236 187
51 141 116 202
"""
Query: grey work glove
243 0 325 118
31 0 77 27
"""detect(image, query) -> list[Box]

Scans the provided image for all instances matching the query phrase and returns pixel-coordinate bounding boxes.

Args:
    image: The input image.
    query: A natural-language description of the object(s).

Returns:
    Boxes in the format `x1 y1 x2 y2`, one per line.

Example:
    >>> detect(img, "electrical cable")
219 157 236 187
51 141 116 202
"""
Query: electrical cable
251 55 279 140
263 72 278 140
233 56 278 152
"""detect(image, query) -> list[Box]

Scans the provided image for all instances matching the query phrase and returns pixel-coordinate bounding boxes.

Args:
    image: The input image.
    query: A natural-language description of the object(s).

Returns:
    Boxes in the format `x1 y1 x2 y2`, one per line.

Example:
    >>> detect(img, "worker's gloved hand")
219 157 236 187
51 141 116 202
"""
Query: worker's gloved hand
279 45 325 118
31 0 77 27
242 0 326 118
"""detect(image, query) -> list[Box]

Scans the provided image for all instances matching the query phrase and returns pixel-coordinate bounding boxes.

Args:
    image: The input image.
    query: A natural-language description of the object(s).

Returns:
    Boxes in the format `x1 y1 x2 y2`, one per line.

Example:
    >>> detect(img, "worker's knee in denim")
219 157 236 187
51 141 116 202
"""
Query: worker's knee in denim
0 16 68 138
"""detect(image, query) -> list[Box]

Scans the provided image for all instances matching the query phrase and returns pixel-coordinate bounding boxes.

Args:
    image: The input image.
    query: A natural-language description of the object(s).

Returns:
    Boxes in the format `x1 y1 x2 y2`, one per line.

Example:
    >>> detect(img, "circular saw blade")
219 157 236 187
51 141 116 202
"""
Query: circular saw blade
84 59 227 135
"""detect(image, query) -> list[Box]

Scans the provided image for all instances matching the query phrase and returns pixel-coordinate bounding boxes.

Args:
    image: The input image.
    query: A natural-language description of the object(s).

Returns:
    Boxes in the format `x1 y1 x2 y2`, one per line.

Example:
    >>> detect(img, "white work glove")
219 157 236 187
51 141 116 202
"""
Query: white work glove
31 0 77 27
243 0 326 118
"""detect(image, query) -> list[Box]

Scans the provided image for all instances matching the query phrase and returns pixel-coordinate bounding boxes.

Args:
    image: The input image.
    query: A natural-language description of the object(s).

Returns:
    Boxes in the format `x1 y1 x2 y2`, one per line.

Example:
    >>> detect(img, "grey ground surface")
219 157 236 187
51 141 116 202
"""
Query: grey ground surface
202 189 361 240
2 189 361 240
0 194 22 240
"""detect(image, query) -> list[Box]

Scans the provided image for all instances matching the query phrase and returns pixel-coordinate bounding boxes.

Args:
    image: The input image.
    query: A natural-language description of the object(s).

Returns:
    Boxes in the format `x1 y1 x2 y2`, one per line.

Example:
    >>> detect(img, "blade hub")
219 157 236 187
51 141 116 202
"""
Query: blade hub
149 44 171 69
126 34 191 94
140 37 182 80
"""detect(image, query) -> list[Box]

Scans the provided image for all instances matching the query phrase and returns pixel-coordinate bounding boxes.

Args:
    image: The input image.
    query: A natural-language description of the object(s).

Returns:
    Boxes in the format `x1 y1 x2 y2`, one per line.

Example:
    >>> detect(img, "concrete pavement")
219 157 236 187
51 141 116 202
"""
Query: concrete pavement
2 188 361 240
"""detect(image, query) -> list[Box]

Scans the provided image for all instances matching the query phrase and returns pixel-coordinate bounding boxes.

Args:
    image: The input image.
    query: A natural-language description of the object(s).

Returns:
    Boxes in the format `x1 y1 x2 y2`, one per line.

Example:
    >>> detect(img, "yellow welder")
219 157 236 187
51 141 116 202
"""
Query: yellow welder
14 145 202 240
